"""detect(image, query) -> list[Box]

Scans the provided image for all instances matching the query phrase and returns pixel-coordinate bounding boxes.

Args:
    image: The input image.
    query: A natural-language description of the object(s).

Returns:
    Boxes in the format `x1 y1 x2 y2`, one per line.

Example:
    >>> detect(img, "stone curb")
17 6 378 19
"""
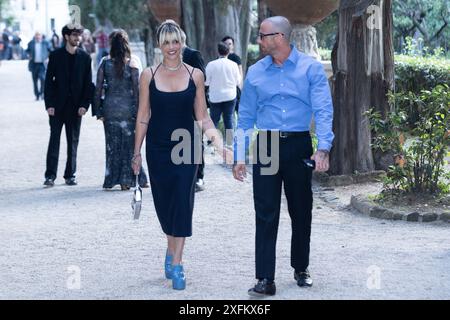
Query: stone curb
314 171 386 187
351 195 450 224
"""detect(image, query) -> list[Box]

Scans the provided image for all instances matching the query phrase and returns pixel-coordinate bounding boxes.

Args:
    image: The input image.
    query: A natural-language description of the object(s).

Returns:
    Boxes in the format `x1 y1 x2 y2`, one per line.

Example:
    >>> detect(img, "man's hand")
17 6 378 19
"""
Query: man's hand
232 163 247 182
311 150 330 172
78 108 87 117
47 108 55 116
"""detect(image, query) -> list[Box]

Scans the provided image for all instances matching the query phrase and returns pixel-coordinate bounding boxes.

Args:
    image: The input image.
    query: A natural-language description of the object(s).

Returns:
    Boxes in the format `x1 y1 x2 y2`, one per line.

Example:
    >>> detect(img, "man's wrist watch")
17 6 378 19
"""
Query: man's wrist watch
318 149 330 155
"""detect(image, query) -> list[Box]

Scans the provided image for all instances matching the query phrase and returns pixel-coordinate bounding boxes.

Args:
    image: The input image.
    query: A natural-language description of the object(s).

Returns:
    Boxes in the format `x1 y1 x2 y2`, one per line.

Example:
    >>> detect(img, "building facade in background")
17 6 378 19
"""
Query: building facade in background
5 0 70 47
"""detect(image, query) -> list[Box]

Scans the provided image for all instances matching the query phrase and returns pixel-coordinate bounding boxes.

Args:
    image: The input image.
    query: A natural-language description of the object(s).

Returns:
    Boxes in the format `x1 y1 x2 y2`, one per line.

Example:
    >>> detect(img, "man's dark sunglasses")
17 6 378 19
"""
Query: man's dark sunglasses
258 32 283 40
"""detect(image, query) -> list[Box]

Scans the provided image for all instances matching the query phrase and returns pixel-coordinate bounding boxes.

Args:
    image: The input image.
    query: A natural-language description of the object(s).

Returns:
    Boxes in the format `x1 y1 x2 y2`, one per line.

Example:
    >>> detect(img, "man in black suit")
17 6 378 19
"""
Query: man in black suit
182 43 208 193
43 24 93 187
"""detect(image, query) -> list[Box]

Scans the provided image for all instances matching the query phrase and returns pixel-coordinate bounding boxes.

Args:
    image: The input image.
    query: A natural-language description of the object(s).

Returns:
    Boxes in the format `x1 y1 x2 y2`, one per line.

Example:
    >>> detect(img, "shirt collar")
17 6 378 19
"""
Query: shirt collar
263 44 300 70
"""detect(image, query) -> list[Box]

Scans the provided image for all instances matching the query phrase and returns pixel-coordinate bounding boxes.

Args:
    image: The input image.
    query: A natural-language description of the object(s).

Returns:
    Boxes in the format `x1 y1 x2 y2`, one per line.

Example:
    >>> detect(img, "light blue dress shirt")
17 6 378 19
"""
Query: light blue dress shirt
235 46 334 161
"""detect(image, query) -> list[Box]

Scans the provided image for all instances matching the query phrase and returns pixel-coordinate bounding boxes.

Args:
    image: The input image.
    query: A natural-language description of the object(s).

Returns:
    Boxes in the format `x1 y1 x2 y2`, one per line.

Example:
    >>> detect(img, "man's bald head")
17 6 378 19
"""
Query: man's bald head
263 16 292 43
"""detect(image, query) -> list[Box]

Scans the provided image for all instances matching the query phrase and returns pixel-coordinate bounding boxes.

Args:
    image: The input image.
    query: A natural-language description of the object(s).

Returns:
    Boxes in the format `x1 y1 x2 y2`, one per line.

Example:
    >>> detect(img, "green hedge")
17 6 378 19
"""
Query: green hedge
394 55 450 126
395 55 450 94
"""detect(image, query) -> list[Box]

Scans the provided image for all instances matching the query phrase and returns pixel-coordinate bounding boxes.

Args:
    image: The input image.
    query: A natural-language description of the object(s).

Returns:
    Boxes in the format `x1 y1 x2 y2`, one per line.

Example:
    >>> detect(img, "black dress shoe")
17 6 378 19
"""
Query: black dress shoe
248 279 276 297
44 178 55 187
295 269 313 287
65 178 78 186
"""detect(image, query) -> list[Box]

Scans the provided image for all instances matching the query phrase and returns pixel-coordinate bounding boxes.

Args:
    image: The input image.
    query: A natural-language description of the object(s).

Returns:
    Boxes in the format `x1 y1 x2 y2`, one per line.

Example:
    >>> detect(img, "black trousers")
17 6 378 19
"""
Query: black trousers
253 132 313 281
31 63 46 98
45 114 82 180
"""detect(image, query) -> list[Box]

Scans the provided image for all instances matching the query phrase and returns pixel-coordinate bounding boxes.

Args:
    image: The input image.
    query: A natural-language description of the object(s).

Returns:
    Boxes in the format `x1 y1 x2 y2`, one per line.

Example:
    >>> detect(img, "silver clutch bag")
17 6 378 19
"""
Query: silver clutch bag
131 175 142 220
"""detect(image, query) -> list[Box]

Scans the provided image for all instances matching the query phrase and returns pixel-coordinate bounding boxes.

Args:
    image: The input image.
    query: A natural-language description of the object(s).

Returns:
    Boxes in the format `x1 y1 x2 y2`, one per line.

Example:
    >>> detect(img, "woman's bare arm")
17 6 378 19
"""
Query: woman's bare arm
133 67 152 170
192 68 233 164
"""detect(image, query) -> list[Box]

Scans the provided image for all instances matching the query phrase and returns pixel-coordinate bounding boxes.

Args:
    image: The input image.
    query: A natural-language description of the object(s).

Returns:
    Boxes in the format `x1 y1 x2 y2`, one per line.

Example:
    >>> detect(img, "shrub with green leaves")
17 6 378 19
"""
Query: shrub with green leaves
318 48 331 61
247 44 260 68
395 54 450 95
395 54 450 126
367 85 450 195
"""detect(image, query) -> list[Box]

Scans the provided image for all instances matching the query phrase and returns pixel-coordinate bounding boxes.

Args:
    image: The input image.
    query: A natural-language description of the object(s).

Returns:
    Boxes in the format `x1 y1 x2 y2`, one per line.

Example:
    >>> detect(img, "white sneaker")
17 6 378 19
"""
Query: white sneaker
195 179 205 192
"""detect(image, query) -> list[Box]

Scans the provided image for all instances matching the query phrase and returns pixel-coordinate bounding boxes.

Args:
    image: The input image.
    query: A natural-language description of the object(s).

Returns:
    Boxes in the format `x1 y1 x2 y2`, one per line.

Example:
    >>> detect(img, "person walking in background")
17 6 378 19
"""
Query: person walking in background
81 29 96 73
222 35 244 113
205 42 241 147
233 16 334 297
26 31 51 101
2 29 11 60
81 29 96 56
181 33 208 192
43 24 93 187
51 29 60 51
93 29 148 191
94 27 109 67
132 20 232 291
11 31 22 60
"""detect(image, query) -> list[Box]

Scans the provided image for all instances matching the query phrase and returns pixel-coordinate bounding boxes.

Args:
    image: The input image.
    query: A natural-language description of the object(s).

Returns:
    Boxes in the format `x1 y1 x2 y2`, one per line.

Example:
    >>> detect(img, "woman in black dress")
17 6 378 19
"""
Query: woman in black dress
132 20 232 290
93 30 148 190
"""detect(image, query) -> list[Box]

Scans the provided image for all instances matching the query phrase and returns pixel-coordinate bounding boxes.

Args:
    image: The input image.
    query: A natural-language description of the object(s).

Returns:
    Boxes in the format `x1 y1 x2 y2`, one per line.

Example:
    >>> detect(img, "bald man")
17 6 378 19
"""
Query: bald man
233 16 334 297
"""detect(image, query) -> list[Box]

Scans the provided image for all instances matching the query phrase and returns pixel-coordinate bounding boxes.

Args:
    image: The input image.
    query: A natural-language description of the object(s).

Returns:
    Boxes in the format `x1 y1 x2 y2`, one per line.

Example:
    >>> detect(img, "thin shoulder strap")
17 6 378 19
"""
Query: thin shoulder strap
182 63 195 80
189 66 195 79
151 63 162 80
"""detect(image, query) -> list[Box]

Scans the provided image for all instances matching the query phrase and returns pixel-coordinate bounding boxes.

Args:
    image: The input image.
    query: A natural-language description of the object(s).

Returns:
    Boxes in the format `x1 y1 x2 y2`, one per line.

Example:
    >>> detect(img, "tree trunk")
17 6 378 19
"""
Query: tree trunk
146 0 178 66
145 7 161 67
258 0 272 26
181 0 252 65
330 0 394 175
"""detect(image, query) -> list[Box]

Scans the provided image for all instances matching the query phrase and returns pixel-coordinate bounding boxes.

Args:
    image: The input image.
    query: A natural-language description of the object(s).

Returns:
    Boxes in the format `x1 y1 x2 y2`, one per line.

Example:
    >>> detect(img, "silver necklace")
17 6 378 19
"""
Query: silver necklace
162 61 183 71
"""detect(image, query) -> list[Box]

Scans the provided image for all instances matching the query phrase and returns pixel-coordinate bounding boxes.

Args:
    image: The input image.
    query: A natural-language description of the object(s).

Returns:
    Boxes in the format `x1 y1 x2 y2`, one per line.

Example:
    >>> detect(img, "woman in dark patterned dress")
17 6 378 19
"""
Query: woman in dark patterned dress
93 30 148 190
132 20 232 290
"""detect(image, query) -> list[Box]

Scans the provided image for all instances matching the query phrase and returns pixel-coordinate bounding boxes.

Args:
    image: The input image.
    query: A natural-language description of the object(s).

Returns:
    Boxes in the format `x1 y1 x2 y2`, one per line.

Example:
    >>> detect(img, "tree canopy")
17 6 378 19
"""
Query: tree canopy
393 0 449 52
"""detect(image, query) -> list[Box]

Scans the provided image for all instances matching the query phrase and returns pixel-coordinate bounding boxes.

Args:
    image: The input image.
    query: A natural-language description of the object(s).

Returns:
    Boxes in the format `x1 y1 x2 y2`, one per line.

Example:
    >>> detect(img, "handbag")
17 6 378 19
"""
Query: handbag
131 175 143 220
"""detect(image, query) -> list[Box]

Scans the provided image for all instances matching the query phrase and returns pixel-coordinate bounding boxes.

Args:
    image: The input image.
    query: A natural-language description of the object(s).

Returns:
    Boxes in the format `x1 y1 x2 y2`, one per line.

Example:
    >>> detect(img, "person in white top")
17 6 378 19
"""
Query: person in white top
205 42 241 145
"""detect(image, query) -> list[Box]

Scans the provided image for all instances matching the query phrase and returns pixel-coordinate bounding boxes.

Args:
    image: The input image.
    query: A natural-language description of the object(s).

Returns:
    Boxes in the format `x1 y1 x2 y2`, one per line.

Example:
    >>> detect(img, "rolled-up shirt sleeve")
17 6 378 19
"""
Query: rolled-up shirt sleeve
308 62 334 152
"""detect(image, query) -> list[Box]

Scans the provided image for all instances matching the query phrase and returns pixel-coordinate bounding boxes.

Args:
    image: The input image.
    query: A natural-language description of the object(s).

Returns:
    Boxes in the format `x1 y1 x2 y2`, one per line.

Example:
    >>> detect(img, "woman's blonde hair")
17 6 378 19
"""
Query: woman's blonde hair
156 19 186 48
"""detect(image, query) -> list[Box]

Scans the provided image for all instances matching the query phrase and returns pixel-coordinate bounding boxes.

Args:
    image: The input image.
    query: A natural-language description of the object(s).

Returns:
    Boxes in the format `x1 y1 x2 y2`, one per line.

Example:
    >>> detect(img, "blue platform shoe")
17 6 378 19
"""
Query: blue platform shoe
165 252 173 280
172 265 186 290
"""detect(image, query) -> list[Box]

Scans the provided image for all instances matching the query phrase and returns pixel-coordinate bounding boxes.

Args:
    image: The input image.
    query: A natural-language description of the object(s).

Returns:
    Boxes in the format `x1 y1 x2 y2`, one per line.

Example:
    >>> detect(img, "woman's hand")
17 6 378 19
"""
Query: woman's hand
131 153 142 175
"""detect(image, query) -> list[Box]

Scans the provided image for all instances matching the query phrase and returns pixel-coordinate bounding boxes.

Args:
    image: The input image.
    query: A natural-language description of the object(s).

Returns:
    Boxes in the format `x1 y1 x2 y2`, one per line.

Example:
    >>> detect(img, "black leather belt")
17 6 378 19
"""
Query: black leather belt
280 131 310 138
260 131 310 139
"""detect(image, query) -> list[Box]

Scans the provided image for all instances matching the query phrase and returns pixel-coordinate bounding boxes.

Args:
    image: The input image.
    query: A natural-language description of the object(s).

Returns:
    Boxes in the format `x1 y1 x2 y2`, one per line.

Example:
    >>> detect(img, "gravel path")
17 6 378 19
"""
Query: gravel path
0 61 449 300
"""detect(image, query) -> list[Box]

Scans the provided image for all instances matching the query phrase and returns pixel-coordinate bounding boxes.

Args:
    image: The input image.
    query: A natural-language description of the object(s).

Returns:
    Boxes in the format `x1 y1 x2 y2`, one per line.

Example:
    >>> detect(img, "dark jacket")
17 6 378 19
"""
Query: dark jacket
183 46 206 77
183 46 209 108
44 47 93 116
26 39 51 71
